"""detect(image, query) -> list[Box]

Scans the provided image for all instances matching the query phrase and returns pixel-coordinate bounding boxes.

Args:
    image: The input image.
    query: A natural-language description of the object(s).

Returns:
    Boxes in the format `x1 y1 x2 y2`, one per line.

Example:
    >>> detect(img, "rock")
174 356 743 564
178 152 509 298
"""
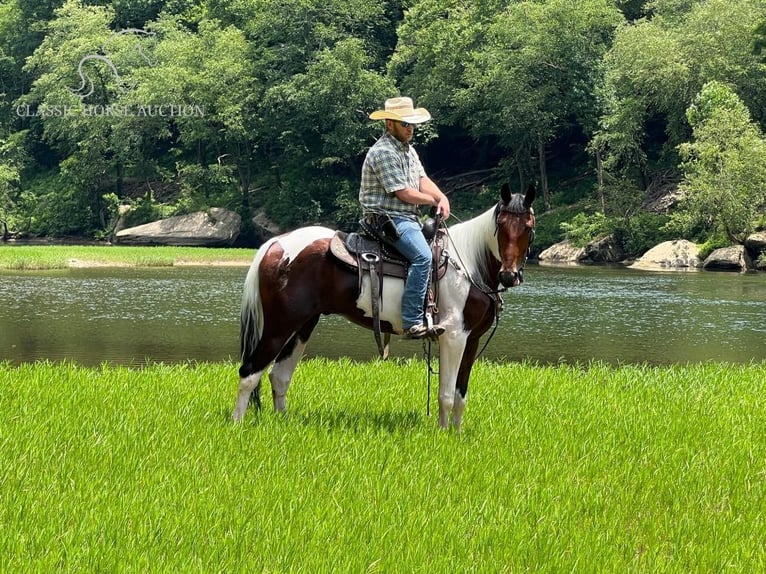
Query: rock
629 240 701 271
539 235 624 265
115 208 241 246
744 231 766 251
538 240 586 265
581 234 625 264
702 245 752 272
250 209 282 245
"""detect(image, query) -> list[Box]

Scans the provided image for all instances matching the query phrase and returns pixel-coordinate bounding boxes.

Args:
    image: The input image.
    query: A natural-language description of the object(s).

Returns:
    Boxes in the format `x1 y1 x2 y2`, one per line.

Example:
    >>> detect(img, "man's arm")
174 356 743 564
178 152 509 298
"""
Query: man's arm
419 176 451 219
393 178 451 218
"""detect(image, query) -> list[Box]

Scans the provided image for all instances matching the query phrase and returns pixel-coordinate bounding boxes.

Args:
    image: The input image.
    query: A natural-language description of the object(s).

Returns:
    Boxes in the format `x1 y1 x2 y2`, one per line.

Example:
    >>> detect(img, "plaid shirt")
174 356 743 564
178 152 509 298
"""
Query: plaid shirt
359 132 426 221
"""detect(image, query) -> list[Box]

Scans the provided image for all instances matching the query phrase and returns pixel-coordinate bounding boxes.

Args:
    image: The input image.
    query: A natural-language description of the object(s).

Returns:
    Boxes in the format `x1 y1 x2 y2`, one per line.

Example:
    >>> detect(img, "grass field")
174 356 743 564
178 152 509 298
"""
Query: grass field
0 245 253 270
2 359 765 571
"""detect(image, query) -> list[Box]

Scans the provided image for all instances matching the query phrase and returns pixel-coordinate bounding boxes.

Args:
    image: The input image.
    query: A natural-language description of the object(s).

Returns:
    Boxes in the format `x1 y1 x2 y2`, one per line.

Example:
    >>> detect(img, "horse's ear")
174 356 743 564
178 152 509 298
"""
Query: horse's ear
523 183 536 209
501 182 511 204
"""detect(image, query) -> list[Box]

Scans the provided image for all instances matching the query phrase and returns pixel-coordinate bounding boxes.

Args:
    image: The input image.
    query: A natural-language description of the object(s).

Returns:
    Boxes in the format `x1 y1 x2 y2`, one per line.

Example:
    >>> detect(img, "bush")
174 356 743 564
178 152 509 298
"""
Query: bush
560 212 610 247
612 213 674 256
533 205 581 251
698 233 731 260
16 175 99 236
122 194 167 228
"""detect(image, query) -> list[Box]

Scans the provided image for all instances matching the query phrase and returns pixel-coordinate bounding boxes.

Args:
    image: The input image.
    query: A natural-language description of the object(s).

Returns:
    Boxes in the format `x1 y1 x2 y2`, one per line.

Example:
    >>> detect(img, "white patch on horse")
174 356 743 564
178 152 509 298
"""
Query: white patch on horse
357 275 406 332
276 226 334 263
356 261 473 336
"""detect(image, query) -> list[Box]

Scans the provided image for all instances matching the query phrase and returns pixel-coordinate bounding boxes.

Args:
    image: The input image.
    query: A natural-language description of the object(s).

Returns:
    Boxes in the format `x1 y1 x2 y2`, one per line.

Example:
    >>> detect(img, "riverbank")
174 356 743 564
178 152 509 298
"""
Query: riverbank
2 359 765 571
0 244 254 270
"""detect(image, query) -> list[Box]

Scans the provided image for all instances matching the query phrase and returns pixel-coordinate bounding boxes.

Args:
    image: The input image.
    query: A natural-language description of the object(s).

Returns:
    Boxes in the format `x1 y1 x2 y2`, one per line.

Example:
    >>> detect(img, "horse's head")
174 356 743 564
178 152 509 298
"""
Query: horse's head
495 182 536 288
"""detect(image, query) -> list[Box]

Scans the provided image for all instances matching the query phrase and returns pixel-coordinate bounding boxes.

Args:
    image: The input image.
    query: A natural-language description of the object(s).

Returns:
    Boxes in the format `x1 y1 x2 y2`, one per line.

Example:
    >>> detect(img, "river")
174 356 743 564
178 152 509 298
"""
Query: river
1 264 764 366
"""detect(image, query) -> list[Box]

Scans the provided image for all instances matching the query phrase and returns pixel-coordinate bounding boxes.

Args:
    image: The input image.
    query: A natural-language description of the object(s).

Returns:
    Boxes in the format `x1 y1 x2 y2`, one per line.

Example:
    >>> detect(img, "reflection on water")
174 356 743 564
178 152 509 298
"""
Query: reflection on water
1 264 764 366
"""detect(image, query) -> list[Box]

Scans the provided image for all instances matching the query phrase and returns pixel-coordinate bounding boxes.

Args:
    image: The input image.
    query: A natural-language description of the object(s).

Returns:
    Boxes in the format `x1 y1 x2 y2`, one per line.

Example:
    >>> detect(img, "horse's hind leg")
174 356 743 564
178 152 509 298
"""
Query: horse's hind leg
269 316 319 412
235 322 309 421
234 368 265 421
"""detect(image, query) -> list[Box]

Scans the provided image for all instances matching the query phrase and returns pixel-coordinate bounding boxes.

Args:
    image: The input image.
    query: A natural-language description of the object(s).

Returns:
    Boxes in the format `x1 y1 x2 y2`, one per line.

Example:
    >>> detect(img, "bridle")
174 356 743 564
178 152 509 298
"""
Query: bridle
492 200 536 292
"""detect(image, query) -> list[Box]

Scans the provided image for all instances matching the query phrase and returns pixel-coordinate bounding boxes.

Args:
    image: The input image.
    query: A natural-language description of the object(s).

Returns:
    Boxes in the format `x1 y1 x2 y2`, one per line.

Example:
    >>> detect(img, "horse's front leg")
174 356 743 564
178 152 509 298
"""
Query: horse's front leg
437 330 468 429
450 337 481 431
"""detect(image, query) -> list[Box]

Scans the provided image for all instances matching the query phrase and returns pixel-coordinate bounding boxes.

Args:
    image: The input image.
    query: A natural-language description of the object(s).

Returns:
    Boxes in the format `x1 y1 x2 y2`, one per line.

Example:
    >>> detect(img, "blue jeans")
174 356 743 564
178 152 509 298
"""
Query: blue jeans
391 216 431 330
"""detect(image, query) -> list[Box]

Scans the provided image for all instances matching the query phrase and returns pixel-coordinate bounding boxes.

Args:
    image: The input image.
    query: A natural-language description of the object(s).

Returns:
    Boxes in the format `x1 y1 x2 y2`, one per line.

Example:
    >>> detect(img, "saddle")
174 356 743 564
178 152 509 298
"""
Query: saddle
329 224 448 357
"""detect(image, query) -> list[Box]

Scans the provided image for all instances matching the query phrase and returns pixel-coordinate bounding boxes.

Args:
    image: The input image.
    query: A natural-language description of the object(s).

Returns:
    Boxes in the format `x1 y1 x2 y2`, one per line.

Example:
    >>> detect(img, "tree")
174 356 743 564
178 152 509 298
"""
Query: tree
393 0 622 209
259 38 394 226
0 151 20 239
597 0 766 191
18 0 123 232
671 81 766 243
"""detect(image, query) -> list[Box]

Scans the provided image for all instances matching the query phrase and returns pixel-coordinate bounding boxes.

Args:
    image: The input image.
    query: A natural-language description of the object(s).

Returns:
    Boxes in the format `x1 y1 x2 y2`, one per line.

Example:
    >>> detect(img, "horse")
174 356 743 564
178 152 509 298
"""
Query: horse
233 182 536 430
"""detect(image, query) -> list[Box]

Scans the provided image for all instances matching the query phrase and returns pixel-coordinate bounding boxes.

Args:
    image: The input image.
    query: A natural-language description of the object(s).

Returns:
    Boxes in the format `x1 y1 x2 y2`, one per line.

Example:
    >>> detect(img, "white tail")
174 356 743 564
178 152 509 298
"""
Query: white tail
240 238 274 360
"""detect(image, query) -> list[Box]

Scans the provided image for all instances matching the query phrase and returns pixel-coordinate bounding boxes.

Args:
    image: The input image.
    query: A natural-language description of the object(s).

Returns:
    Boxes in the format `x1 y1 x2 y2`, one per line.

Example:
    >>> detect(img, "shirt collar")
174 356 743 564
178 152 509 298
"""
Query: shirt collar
384 131 410 152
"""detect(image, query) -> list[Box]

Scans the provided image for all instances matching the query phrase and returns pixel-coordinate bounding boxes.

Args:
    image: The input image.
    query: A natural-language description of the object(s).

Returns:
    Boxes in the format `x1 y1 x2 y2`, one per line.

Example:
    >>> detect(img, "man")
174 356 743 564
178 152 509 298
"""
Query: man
359 96 451 339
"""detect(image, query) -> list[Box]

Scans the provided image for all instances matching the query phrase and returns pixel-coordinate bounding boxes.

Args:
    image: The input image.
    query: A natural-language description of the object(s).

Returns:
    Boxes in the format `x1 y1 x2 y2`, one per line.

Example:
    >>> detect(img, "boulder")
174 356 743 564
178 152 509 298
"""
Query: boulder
702 245 752 272
539 235 625 265
115 208 241 246
538 240 586 265
629 240 701 271
251 209 282 245
581 234 625 264
744 231 766 251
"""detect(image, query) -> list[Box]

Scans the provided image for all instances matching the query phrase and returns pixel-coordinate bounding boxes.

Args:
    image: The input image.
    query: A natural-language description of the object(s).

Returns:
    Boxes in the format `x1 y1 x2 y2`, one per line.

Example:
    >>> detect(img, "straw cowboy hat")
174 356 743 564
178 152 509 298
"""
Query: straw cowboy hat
369 97 431 124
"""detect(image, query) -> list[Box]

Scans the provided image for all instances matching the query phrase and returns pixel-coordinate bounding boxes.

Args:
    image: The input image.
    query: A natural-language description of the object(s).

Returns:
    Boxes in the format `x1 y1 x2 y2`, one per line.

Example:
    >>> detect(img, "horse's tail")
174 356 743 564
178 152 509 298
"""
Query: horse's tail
240 240 273 361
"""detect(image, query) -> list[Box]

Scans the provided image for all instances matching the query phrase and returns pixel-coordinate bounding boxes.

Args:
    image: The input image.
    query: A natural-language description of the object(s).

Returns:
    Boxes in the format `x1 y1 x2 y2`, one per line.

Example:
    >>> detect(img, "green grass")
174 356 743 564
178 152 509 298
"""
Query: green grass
2 359 766 572
0 245 253 270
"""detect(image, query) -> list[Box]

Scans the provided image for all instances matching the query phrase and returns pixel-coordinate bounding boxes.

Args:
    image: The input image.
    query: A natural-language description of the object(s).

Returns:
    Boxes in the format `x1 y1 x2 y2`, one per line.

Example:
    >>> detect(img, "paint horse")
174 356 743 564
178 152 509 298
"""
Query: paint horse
234 183 536 430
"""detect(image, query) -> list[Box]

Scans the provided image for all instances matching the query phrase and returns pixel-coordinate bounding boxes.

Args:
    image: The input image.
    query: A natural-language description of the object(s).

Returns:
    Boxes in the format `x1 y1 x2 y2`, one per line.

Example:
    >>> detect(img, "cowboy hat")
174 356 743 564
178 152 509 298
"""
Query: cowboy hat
369 97 431 124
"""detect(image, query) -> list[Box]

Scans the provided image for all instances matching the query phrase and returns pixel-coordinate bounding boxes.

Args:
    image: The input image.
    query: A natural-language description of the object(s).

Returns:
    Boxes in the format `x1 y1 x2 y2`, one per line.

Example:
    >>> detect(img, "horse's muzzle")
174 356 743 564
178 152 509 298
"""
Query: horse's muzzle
499 269 523 288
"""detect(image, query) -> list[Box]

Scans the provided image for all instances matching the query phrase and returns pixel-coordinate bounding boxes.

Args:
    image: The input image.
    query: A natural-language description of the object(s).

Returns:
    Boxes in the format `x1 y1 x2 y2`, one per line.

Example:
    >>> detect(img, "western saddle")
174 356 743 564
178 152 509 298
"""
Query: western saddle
328 217 447 357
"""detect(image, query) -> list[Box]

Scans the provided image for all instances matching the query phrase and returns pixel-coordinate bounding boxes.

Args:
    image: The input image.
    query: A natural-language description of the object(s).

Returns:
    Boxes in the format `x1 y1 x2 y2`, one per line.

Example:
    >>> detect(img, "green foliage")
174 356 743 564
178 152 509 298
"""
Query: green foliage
612 212 673 255
0 137 22 237
2 0 765 248
671 81 766 243
697 232 732 260
560 211 610 247
121 192 166 227
556 208 673 256
17 174 99 235
598 0 766 184
533 205 582 250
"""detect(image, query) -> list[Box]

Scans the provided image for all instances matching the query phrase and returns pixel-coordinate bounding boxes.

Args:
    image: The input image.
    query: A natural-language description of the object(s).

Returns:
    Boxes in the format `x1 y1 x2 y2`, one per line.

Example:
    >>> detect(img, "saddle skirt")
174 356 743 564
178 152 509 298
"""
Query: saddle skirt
329 230 447 280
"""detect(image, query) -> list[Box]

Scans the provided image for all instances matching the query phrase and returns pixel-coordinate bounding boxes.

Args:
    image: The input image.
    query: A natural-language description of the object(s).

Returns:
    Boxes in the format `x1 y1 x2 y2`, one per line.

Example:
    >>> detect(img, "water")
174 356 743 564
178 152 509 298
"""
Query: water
0 265 764 366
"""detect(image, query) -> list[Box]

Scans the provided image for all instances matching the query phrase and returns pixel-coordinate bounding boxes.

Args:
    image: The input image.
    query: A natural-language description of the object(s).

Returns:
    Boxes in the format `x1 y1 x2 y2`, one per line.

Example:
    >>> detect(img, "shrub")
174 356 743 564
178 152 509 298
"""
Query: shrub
612 213 673 256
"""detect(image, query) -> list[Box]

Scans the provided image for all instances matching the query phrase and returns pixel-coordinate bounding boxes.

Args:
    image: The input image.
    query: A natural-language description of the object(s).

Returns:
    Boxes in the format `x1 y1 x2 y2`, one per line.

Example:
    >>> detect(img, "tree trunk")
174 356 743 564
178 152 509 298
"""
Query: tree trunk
538 138 550 211
596 148 605 213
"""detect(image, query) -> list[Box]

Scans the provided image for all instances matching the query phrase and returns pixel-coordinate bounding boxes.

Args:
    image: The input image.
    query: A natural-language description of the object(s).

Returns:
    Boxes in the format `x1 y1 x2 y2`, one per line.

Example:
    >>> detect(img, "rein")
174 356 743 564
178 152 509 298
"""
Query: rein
422 202 534 414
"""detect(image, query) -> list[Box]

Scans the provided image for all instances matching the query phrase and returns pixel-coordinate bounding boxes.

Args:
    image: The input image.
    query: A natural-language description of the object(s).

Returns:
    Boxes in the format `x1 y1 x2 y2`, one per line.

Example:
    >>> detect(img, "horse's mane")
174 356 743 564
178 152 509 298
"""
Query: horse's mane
446 206 498 289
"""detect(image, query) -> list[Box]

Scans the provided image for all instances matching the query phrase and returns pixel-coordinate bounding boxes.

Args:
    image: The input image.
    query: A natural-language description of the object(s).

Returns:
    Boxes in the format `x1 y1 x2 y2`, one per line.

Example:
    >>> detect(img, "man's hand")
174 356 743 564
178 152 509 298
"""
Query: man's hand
435 196 451 219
